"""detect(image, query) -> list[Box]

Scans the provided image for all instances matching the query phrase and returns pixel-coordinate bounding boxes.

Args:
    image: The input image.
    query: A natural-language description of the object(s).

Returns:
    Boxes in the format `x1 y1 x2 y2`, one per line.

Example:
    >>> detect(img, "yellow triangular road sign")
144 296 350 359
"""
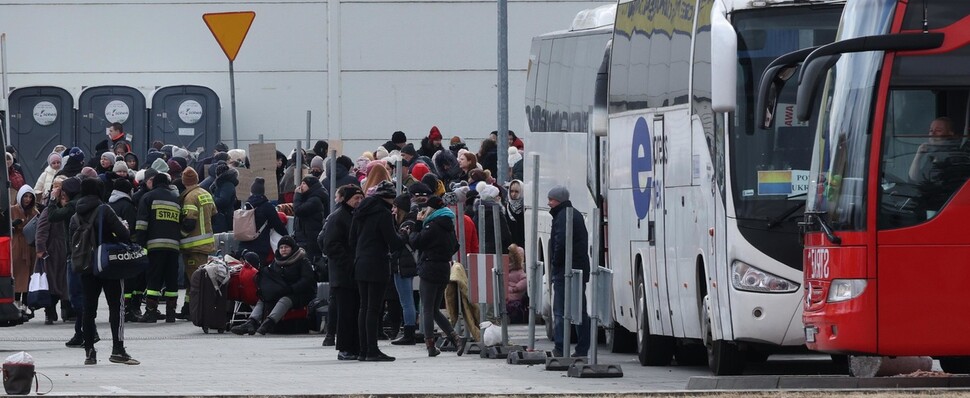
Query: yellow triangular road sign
203 11 256 62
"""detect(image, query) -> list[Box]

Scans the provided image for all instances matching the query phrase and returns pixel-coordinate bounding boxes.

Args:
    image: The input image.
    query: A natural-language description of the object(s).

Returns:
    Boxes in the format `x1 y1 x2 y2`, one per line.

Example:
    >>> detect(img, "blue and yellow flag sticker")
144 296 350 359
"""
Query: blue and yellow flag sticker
758 170 793 195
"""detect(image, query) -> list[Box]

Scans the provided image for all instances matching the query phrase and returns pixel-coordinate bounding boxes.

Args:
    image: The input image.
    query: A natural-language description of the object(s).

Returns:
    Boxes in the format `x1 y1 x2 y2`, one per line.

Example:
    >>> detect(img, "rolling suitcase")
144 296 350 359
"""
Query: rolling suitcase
189 266 229 333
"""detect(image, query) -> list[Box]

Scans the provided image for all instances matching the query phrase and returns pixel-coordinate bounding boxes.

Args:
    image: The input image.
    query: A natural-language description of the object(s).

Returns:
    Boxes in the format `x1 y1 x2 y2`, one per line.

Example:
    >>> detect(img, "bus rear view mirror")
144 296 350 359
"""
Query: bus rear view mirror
755 47 819 131
711 1 737 113
795 32 945 122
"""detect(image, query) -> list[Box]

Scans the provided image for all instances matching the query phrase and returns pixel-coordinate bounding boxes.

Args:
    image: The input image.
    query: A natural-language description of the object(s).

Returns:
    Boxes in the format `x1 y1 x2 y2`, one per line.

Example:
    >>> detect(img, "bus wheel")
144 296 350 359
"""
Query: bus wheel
609 321 636 353
637 281 673 366
940 357 970 374
703 305 745 375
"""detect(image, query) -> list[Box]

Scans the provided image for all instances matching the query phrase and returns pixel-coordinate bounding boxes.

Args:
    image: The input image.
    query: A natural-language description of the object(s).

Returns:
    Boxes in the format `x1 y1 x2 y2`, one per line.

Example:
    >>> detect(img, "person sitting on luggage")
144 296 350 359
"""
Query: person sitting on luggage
231 236 316 335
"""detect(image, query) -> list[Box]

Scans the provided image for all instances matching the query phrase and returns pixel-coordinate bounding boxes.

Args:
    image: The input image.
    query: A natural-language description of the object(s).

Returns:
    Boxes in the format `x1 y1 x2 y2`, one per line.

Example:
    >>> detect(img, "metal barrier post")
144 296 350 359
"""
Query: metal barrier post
395 158 403 195
328 149 337 212
295 141 303 185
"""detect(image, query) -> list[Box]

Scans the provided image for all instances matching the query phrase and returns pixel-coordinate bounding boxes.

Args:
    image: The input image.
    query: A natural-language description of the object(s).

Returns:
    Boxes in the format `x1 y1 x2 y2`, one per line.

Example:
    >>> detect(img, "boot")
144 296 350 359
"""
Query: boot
386 324 401 340
139 297 160 323
165 297 178 323
65 334 84 348
231 319 259 335
130 294 143 318
44 305 58 325
321 335 336 347
425 338 440 357
256 318 276 335
450 332 467 357
84 348 97 365
175 304 189 320
61 302 76 323
109 345 140 365
124 298 138 323
391 325 416 346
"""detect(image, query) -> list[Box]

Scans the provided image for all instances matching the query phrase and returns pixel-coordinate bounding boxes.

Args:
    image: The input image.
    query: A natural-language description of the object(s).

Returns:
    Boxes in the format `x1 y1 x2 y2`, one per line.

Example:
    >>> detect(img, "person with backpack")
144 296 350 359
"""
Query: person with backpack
48 177 95 346
69 178 139 365
404 195 465 357
176 167 217 320
230 235 315 335
319 184 365 354
107 178 143 322
350 181 404 362
238 177 288 265
135 173 183 323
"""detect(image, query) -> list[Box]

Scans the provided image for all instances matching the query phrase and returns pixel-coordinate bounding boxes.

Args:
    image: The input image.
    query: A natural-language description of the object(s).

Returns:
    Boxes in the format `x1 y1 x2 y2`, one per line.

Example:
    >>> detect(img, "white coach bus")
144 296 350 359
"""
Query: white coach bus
525 0 845 375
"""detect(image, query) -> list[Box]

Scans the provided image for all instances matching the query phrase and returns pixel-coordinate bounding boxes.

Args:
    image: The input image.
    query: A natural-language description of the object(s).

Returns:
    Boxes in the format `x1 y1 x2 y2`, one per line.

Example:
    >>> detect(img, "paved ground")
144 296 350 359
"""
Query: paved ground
0 295 897 396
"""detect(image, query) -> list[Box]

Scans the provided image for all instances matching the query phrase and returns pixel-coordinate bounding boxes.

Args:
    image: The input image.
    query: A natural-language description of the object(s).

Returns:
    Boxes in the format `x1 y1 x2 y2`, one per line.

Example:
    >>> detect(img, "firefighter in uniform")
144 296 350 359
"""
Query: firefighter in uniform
136 172 183 323
175 167 216 319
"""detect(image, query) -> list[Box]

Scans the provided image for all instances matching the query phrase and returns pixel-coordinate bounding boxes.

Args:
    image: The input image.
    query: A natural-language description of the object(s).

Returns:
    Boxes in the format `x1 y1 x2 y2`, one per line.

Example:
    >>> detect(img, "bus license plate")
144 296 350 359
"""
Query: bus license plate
805 326 817 343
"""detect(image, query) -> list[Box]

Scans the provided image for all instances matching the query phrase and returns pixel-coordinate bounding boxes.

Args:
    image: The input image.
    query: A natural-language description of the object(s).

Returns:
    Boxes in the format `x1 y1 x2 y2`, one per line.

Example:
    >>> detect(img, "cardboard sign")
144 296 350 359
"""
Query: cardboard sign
248 143 279 201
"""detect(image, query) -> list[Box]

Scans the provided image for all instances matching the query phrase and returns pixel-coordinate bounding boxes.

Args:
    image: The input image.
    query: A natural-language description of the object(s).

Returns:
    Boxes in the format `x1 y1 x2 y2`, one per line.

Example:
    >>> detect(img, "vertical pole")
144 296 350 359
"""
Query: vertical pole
496 0 509 187
395 158 403 195
492 203 508 345
589 208 601 365
306 110 312 145
229 60 239 149
527 153 540 350
478 204 487 320
563 207 574 357
329 149 337 212
457 199 466 265
1 33 8 145
295 140 303 186
258 134 264 144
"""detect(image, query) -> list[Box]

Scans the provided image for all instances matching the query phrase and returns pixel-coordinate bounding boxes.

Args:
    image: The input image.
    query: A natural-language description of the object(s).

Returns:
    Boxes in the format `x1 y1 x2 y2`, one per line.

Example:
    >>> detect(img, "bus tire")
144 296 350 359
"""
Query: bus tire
609 321 636 353
940 357 970 374
637 281 673 366
703 306 745 375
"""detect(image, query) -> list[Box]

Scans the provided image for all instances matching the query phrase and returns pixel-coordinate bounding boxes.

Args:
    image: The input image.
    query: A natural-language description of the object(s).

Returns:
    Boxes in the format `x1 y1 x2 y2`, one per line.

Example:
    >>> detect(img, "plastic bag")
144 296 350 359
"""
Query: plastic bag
481 321 502 347
3 352 33 365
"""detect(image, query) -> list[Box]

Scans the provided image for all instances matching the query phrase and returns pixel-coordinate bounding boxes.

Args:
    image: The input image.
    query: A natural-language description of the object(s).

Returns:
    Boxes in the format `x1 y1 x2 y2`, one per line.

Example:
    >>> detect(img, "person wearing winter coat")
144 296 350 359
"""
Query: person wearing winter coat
321 184 365 360
107 178 143 322
7 153 25 206
321 156 360 192
506 244 529 324
34 178 71 324
506 179 525 248
56 148 85 179
177 167 217 319
11 185 38 315
431 149 462 189
231 236 316 335
135 173 182 323
404 196 465 357
47 177 90 346
381 131 408 154
350 181 405 361
473 183 512 254
99 162 133 201
211 162 238 234
69 178 139 366
280 150 309 204
547 185 591 357
477 138 499 178
35 152 62 203
293 176 329 260
388 194 419 346
239 177 289 265
418 126 444 158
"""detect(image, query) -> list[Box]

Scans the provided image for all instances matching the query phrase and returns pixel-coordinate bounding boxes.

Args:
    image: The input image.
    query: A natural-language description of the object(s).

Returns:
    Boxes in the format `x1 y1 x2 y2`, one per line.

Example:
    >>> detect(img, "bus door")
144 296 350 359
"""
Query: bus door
648 114 674 336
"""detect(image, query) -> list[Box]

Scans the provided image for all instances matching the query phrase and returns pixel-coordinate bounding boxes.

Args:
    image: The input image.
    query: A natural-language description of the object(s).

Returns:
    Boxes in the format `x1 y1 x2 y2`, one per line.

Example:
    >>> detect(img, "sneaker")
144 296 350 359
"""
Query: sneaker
65 335 84 348
364 351 395 362
84 348 97 365
109 348 141 365
552 348 563 358
321 335 336 347
337 351 358 361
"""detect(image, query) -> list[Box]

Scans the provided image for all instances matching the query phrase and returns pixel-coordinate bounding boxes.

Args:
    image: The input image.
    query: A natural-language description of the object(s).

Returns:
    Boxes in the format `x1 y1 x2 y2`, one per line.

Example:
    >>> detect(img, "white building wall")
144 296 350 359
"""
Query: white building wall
0 0 609 158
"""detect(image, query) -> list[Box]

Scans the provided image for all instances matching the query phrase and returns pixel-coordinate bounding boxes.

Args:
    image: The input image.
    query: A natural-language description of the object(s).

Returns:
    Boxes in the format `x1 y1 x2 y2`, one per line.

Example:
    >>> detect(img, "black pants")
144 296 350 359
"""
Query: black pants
334 286 359 354
145 250 180 300
326 287 338 337
357 281 385 356
419 280 455 338
81 273 123 349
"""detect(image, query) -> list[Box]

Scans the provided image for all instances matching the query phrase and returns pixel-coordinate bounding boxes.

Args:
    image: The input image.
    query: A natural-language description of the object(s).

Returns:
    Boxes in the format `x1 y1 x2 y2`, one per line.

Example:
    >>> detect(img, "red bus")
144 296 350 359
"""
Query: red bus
763 0 970 372
0 114 18 326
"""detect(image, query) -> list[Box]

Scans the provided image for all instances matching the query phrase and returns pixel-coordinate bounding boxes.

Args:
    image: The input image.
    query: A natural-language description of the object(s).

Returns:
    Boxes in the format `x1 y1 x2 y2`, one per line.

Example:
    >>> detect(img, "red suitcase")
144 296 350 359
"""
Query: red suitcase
228 262 259 306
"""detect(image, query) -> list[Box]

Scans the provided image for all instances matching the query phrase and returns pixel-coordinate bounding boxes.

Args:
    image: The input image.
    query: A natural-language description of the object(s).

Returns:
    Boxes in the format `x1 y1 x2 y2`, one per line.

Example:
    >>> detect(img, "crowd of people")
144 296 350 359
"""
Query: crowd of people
6 124 553 364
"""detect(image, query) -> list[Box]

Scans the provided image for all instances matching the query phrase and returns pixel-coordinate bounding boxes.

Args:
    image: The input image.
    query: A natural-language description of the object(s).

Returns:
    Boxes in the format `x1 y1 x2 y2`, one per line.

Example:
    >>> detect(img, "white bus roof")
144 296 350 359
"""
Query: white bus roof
570 4 616 31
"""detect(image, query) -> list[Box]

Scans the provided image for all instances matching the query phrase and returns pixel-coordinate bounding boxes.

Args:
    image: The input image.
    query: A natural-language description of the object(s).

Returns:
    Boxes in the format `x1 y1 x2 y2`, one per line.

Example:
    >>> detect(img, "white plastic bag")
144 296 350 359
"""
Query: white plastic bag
481 321 502 347
4 352 34 365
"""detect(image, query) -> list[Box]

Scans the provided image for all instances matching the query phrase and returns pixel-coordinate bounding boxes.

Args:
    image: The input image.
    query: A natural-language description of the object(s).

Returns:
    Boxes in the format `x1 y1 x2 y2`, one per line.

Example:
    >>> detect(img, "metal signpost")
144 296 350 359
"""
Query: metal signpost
203 11 256 149
329 149 337 212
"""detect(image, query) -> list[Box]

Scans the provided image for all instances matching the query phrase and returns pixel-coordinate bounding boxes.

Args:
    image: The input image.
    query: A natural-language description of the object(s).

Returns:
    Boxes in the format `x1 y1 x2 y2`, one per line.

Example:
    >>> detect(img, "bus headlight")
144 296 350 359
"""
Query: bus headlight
731 261 799 293
827 279 867 303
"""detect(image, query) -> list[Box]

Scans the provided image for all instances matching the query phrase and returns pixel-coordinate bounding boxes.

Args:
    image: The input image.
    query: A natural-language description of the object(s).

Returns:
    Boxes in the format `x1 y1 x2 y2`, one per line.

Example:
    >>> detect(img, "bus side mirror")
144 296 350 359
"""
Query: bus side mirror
795 32 945 122
710 1 737 113
755 47 819 130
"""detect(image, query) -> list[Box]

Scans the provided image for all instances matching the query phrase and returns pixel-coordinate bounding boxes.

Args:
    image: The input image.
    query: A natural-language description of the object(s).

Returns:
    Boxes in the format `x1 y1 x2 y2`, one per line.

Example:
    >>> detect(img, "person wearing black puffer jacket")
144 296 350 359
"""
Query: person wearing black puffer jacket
405 195 465 357
210 162 238 234
231 236 316 335
320 184 365 360
350 181 405 362
292 176 329 260
239 177 288 265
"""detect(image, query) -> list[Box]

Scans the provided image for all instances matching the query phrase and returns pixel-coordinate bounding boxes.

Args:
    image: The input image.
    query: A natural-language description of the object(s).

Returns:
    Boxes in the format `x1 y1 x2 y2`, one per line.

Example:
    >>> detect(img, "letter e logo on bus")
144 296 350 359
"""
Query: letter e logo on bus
631 117 653 219
808 248 830 279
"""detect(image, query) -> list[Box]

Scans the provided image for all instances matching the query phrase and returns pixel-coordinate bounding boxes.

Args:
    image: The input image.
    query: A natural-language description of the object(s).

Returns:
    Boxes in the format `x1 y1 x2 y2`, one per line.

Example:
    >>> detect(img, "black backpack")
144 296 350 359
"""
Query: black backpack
70 206 101 273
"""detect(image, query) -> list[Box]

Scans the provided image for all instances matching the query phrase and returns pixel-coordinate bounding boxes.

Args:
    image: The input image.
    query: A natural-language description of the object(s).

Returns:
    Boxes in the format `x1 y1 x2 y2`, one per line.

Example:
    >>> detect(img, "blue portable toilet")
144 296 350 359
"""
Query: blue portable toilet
8 87 75 184
77 86 148 166
150 86 221 155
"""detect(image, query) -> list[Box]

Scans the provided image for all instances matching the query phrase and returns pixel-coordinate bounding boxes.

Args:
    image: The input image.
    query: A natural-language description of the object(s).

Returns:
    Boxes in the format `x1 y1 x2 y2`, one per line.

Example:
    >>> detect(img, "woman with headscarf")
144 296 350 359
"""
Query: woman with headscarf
505 179 525 248
35 152 62 204
361 161 391 196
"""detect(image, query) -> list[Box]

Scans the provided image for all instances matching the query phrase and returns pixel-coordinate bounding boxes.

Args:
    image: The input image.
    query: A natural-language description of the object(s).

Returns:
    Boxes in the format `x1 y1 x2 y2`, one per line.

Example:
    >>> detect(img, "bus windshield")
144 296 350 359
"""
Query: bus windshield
730 6 841 226
805 0 895 230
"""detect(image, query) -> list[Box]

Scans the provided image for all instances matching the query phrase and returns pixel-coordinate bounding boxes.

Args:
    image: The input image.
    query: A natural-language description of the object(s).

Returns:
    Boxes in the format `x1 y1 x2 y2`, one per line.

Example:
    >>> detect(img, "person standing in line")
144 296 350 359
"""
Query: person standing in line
547 186 591 357
388 193 419 346
49 178 95 346
405 196 465 357
176 167 216 320
107 178 143 322
293 175 329 262
11 185 38 316
210 162 238 234
135 173 183 323
350 181 404 361
69 178 139 365
35 177 71 326
321 184 365 359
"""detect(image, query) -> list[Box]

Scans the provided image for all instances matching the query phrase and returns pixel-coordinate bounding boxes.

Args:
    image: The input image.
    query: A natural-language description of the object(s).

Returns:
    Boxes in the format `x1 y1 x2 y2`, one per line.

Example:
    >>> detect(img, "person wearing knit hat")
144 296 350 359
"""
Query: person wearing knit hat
410 162 430 183
418 126 444 158
478 184 500 202
136 161 183 324
80 167 99 180
99 152 117 174
251 176 266 196
407 182 432 203
61 176 81 198
546 183 589 357
215 142 230 153
321 185 364 353
374 146 389 161
547 185 570 205
170 156 188 173
167 159 183 178
239 176 289 269
420 173 445 197
34 152 63 200
172 147 190 160
175 165 216 320
112 160 129 174
508 147 523 168
151 157 169 173
310 156 325 178
400 143 417 164
380 131 408 154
